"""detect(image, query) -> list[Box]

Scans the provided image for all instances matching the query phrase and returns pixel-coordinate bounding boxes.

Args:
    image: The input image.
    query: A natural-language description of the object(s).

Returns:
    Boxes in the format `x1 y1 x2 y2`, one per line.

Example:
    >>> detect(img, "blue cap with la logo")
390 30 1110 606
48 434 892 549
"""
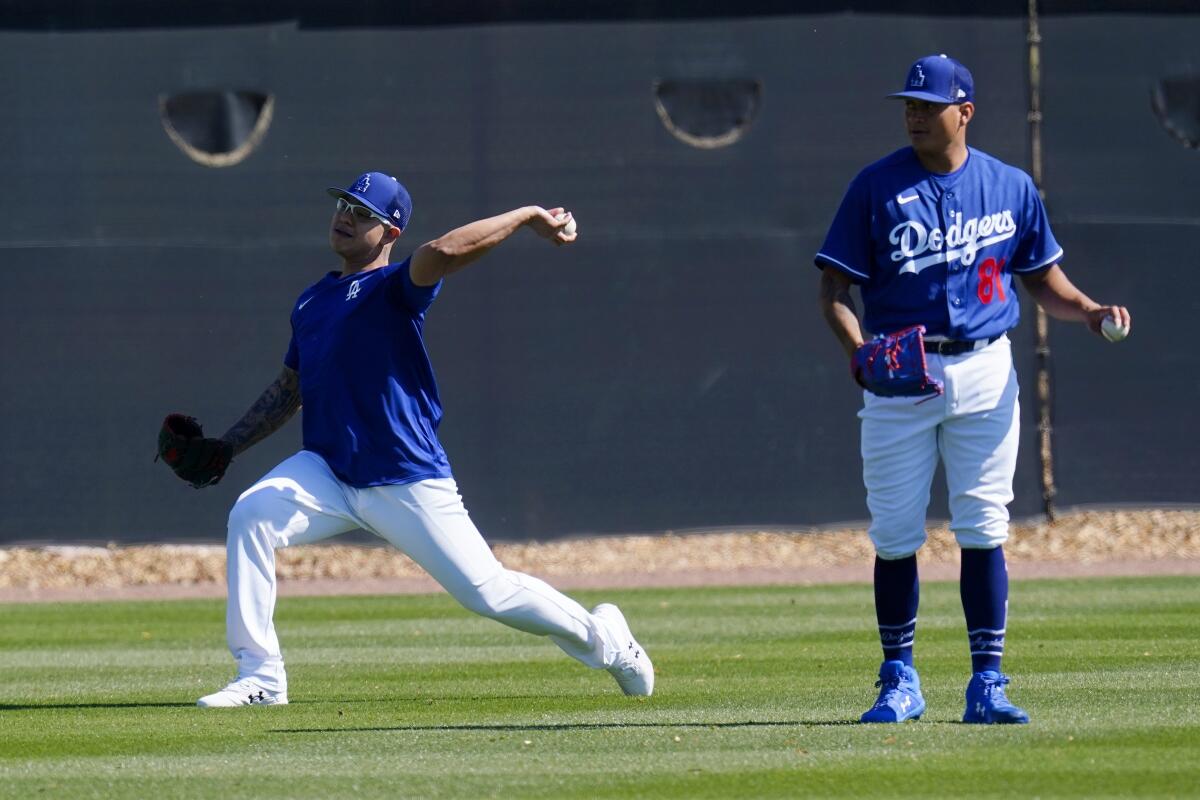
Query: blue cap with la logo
327 172 413 229
888 54 974 104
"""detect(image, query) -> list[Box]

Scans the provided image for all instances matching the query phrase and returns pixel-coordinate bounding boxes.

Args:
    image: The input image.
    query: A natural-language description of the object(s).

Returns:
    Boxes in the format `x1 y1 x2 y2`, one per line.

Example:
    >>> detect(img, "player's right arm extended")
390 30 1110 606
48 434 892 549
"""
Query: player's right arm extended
219 366 302 456
1019 264 1131 336
818 267 866 359
409 206 575 287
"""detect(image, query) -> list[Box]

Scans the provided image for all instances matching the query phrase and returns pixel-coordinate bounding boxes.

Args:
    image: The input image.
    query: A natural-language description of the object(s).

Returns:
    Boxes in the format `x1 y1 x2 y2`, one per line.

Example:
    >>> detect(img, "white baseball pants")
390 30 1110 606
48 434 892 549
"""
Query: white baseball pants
224 450 614 693
859 335 1020 560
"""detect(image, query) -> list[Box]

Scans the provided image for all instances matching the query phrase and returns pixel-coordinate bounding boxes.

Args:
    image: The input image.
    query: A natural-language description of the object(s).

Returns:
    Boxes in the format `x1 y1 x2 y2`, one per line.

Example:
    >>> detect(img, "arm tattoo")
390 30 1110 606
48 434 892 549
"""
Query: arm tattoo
819 269 865 357
221 367 302 455
819 270 858 316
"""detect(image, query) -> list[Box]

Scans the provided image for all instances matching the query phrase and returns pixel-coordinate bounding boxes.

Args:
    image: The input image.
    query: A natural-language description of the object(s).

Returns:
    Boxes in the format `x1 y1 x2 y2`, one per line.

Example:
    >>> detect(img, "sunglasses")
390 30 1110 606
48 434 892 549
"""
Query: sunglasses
335 197 393 227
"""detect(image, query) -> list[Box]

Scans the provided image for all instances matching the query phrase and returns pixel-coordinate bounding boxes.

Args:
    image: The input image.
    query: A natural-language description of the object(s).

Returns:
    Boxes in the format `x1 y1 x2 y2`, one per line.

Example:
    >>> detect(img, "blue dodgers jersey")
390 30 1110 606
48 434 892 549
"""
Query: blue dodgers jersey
814 147 1063 339
283 257 453 487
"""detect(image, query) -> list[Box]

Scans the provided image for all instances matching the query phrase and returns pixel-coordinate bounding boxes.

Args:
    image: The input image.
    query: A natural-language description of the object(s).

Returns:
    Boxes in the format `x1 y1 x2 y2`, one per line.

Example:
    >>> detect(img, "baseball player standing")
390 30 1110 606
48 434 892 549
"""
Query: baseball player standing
815 55 1130 724
169 172 653 706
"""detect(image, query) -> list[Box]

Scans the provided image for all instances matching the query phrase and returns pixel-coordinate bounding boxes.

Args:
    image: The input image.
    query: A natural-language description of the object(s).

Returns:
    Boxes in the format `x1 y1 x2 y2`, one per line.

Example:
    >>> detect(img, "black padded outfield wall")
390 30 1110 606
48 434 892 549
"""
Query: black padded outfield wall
0 6 1195 544
1038 14 1200 508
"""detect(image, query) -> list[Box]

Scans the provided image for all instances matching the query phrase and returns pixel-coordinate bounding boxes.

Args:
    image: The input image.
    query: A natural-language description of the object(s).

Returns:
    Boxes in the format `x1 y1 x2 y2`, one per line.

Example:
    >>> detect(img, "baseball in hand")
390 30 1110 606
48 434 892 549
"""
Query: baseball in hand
1101 315 1129 343
555 212 577 236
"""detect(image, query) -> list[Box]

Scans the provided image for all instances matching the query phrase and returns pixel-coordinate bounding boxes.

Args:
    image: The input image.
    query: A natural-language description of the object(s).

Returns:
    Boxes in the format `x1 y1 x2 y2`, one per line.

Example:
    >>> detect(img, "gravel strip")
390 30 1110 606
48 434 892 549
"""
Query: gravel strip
1 509 1196 599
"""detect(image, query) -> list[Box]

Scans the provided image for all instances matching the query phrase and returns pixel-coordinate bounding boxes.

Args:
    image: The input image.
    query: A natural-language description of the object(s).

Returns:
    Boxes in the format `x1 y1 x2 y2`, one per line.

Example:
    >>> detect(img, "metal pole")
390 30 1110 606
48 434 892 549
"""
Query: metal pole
1027 0 1057 521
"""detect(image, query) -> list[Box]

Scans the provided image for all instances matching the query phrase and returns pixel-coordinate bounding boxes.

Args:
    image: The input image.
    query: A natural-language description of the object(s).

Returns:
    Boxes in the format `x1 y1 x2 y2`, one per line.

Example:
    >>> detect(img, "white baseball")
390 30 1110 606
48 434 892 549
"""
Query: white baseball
555 212 577 236
1101 316 1128 343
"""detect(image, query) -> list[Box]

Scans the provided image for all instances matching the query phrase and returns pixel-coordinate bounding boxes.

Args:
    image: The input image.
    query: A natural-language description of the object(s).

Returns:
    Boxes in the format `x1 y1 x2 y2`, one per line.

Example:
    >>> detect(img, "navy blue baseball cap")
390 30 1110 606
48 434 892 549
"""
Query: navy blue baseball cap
326 171 412 229
888 54 974 104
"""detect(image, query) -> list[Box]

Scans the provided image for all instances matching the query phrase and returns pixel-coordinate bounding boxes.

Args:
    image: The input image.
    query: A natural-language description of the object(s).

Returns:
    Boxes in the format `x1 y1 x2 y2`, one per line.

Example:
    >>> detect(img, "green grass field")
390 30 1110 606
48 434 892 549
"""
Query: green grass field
1 576 1196 799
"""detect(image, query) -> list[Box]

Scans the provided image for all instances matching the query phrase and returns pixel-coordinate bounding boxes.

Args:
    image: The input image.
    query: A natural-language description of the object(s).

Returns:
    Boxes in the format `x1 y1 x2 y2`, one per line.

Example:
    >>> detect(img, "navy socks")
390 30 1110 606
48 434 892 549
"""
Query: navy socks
873 555 919 667
874 548 1010 673
960 546 1008 673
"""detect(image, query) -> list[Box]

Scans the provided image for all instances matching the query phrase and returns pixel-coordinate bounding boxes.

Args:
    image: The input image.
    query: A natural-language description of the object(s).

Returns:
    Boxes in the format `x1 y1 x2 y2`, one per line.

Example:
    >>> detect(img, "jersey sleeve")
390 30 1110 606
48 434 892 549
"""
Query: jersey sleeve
1010 174 1064 274
284 331 299 371
284 294 303 371
814 174 873 282
386 256 443 316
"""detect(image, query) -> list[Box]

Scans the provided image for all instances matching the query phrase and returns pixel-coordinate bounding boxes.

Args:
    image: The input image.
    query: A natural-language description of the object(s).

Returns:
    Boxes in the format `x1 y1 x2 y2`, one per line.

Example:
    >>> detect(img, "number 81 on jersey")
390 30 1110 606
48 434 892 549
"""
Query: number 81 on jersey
977 257 1007 304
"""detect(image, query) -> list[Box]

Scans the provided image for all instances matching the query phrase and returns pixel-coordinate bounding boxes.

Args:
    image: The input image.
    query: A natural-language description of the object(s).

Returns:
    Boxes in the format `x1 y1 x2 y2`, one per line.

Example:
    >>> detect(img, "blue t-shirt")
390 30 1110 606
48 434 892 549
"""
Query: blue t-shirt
814 147 1063 339
284 258 453 487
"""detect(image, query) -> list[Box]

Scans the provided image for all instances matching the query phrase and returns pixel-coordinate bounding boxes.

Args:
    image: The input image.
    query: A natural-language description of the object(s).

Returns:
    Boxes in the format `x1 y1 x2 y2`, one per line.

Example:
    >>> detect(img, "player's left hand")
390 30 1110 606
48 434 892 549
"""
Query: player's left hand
851 325 944 398
156 414 234 489
528 206 578 246
1084 305 1131 337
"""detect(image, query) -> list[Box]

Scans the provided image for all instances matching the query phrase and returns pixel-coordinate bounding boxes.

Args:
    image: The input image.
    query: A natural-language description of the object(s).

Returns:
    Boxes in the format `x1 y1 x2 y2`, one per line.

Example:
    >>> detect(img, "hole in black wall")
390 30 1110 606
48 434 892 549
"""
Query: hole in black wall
653 78 762 149
159 90 274 167
1151 75 1200 150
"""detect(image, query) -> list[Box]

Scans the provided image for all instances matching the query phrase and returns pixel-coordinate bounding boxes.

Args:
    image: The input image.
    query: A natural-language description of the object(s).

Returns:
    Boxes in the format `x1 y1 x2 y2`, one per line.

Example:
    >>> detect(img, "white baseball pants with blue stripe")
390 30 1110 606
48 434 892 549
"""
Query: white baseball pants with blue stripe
859 335 1020 560
224 450 614 693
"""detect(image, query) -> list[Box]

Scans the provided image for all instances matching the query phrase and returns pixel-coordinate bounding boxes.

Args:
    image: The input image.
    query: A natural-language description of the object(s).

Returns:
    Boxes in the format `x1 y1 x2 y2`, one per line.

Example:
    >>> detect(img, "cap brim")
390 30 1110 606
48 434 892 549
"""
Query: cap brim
887 90 962 103
326 187 392 224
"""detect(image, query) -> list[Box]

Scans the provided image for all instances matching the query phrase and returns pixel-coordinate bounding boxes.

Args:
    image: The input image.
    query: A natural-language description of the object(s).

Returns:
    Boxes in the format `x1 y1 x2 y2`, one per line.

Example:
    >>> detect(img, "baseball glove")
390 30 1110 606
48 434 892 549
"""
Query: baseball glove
156 414 234 489
851 325 944 398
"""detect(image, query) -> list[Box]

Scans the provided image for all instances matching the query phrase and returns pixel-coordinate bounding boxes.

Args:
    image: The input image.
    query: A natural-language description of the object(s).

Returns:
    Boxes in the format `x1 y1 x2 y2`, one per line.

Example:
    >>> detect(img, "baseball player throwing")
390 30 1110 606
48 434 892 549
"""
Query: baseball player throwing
815 55 1130 724
164 172 653 706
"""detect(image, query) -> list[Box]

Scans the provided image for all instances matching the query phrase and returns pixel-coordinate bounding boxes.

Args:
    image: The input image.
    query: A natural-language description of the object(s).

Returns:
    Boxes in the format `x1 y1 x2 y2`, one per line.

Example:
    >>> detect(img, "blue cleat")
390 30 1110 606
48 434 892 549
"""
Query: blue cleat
963 671 1030 724
860 660 925 723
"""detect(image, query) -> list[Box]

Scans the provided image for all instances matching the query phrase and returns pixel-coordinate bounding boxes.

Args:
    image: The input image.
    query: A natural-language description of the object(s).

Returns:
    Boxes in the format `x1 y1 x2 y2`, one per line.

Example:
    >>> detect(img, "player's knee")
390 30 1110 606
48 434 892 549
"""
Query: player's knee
455 571 519 619
226 499 254 537
455 589 501 619
869 525 927 559
954 525 1008 549
226 495 281 549
874 542 923 560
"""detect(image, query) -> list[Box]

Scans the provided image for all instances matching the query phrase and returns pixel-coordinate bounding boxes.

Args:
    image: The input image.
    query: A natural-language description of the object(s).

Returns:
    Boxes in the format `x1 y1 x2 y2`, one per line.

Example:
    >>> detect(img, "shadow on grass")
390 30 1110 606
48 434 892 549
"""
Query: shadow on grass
0 701 195 711
273 720 865 734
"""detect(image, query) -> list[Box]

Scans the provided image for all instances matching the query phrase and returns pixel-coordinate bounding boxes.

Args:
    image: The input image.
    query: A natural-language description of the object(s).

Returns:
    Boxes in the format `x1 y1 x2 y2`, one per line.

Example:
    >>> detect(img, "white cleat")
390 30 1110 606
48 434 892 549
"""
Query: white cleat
593 603 654 697
197 678 288 708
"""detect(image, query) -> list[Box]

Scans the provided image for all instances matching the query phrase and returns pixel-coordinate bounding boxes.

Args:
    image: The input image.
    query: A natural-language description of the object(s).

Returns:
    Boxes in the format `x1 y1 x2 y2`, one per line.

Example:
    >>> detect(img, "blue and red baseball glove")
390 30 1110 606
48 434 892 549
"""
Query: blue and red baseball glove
851 325 944 398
